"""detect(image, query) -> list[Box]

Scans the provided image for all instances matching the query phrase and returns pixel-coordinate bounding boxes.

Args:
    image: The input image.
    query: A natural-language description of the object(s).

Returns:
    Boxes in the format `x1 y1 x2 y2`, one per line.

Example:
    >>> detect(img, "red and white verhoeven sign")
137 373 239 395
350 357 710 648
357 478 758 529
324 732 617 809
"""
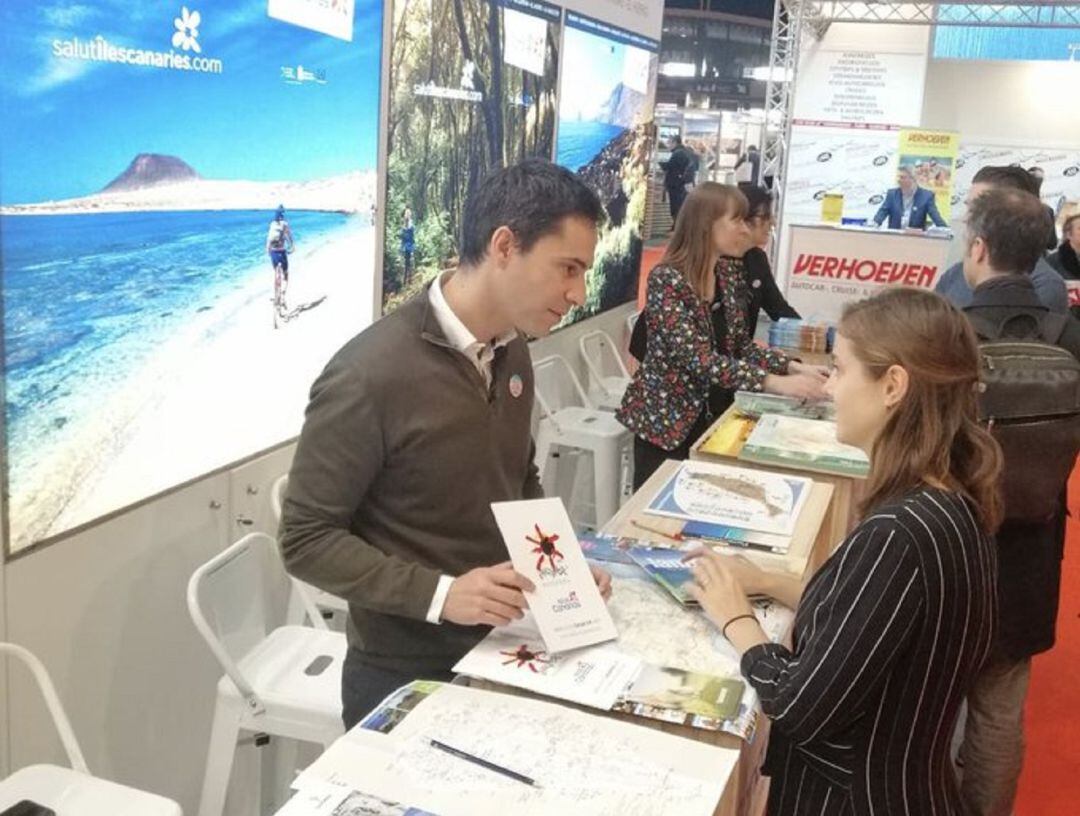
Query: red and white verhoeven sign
783 225 953 324
792 253 937 288
1066 280 1080 308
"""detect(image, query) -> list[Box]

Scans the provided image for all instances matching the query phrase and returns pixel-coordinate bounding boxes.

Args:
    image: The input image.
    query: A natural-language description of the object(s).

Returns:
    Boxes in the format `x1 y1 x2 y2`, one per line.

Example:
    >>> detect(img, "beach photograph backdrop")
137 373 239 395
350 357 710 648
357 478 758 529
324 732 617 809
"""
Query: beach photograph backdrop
381 0 561 311
555 13 658 327
0 1 383 554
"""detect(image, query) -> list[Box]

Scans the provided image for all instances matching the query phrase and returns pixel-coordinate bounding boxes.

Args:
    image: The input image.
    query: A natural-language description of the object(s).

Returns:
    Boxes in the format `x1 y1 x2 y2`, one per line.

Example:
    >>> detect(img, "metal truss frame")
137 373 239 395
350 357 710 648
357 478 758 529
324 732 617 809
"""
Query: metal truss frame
763 1 1080 252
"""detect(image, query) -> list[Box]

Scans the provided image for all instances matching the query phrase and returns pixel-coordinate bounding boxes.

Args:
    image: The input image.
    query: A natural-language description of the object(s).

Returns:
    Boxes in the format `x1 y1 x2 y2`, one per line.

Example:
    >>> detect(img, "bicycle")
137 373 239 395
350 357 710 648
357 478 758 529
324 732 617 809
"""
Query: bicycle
272 248 293 329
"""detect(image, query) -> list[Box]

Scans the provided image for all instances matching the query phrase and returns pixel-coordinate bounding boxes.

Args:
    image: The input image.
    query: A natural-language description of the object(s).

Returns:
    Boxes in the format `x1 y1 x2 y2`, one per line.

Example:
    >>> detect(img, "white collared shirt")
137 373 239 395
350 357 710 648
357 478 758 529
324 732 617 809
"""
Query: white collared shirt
428 272 516 389
424 274 517 623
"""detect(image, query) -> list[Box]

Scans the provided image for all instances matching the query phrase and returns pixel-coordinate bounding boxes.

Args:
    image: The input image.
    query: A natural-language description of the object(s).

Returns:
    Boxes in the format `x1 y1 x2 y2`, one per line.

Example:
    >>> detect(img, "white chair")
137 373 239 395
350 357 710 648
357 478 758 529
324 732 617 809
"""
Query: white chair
0 642 183 816
578 329 632 412
187 532 347 816
532 355 633 528
271 474 349 623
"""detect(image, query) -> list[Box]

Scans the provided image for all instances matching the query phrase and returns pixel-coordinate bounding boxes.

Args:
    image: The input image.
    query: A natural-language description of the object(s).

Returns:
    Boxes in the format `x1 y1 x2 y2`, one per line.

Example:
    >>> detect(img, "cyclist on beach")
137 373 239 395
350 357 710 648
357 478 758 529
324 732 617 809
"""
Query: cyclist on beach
267 205 295 318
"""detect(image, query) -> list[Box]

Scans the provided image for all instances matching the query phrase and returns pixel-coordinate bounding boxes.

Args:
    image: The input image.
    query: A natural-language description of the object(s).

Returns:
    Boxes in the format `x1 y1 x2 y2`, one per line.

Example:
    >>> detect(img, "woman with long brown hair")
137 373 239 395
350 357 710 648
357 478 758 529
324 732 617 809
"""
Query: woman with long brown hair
687 287 1001 814
618 183 827 489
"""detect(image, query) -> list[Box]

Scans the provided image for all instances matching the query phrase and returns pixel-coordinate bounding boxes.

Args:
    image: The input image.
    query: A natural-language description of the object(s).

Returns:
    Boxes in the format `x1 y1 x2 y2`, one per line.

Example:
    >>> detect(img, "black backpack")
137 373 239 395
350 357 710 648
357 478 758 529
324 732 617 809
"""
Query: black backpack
969 311 1080 524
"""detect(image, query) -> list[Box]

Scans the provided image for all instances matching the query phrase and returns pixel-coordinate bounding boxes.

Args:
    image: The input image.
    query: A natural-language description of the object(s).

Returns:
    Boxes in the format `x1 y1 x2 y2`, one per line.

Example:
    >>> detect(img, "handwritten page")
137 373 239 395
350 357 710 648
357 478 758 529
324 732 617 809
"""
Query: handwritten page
492 498 617 652
295 684 735 816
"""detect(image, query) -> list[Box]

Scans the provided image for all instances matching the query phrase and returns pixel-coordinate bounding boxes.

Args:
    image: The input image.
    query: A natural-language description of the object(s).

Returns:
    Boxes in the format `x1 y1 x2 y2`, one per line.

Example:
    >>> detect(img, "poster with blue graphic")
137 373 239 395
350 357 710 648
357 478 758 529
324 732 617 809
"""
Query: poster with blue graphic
0 1 383 554
555 12 658 326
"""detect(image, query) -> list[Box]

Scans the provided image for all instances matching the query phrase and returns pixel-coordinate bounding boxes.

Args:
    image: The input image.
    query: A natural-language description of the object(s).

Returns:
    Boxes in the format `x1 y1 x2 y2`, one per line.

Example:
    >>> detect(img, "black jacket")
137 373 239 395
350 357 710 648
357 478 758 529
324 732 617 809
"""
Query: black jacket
964 274 1080 659
743 247 800 340
1048 240 1080 321
1044 205 1059 251
661 145 693 191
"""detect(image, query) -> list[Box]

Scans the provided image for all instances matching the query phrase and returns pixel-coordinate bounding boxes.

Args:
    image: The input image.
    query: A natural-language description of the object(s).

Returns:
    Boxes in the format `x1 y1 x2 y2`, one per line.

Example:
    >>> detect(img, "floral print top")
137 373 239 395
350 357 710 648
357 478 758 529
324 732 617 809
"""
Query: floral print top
617 260 789 451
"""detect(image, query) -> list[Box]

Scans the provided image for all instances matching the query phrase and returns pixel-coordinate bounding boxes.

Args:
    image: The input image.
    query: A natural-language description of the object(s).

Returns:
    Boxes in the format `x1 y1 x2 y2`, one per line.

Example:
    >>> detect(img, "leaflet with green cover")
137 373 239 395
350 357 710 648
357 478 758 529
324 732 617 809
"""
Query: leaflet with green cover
739 413 869 478
733 390 836 421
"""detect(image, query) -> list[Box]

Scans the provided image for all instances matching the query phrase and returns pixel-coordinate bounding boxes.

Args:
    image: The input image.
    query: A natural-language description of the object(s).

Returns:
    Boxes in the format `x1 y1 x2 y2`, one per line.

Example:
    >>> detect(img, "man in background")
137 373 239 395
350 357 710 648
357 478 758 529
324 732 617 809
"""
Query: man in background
956 186 1080 816
1028 166 1059 250
873 165 947 230
660 135 694 223
935 165 1068 312
1048 212 1080 321
734 144 761 186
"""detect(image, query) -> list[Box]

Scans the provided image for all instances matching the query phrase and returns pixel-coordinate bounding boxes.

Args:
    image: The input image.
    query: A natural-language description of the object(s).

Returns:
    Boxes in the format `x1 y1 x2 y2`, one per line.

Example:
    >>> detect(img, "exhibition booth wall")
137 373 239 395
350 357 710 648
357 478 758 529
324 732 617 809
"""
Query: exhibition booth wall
0 0 659 811
774 18 1080 321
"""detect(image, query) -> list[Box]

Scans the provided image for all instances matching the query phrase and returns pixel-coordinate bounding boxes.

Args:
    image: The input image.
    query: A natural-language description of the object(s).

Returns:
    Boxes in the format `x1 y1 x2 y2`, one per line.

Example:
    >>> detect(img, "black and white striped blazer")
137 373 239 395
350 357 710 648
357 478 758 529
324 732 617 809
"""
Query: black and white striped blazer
741 487 998 815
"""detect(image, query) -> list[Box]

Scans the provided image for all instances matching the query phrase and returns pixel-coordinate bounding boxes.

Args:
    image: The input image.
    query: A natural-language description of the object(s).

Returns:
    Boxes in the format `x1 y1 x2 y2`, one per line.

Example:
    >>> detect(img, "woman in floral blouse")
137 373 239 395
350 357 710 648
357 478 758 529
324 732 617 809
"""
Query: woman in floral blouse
617 183 828 488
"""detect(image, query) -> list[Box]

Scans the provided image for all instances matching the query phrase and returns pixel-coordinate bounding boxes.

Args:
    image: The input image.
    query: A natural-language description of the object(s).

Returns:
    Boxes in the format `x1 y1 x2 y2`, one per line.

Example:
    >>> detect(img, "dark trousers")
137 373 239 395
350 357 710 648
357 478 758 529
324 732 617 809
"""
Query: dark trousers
667 184 687 222
341 646 455 730
632 409 713 491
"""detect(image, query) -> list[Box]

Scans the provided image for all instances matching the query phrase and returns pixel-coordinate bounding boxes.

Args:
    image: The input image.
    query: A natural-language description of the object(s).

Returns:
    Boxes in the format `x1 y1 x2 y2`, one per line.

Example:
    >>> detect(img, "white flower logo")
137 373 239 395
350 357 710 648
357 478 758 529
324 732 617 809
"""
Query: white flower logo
172 6 202 53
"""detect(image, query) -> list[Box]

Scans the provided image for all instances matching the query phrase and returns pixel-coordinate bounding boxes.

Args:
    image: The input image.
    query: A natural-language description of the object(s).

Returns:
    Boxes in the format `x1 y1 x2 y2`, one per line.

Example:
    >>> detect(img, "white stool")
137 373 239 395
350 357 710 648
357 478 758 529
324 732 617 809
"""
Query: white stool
271 474 349 626
187 533 347 816
0 643 182 816
578 329 632 412
532 355 633 529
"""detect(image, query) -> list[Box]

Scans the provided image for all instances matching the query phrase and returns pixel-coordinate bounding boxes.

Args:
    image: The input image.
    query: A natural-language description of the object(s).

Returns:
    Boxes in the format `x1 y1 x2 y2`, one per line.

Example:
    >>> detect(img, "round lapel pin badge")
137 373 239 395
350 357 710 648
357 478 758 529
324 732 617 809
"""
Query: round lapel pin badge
508 374 524 399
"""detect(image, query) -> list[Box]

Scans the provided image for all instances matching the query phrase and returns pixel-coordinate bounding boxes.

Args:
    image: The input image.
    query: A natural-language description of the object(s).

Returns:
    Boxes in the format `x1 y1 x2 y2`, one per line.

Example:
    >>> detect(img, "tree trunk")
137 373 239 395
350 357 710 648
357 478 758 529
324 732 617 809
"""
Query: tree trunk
451 0 501 171
486 5 505 168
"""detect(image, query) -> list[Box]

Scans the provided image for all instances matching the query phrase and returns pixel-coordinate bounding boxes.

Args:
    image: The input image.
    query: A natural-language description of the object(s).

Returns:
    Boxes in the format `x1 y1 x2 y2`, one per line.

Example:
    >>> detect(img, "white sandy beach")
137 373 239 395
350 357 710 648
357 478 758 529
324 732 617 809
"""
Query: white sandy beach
9 222 377 550
0 171 377 216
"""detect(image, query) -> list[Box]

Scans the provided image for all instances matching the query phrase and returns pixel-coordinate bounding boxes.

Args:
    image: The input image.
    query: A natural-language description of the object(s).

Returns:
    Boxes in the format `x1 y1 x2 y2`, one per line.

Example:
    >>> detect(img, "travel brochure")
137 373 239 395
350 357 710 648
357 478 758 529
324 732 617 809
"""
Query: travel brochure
492 498 618 653
625 546 699 606
739 414 870 478
645 460 812 537
679 519 791 553
451 616 643 710
732 390 836 421
452 614 747 730
696 409 756 457
614 665 744 725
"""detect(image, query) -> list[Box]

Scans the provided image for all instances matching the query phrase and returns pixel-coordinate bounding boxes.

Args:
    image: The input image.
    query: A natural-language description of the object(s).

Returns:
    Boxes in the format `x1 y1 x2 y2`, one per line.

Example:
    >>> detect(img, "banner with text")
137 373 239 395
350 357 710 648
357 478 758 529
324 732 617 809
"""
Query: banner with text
784 226 952 324
897 129 960 222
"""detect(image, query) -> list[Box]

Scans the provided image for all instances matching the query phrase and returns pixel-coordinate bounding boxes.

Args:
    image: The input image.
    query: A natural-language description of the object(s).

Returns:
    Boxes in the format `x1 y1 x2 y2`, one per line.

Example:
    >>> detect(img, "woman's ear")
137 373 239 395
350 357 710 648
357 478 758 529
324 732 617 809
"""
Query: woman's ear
882 363 909 409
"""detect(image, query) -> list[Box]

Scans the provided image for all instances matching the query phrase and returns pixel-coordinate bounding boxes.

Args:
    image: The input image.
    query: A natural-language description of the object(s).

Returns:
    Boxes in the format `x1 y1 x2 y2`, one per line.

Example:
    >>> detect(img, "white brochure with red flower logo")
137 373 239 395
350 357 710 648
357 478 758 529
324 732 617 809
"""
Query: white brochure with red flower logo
491 497 618 654
452 614 642 710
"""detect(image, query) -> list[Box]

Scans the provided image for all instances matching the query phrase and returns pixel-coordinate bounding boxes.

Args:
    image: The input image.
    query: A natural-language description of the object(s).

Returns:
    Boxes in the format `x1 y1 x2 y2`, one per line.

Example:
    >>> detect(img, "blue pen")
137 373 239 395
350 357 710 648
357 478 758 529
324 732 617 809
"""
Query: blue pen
428 738 540 788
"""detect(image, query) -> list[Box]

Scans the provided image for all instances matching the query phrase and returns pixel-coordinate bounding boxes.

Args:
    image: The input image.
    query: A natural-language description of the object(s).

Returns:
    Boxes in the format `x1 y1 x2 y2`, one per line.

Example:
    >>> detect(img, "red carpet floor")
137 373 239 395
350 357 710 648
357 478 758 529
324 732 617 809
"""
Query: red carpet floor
1014 470 1080 815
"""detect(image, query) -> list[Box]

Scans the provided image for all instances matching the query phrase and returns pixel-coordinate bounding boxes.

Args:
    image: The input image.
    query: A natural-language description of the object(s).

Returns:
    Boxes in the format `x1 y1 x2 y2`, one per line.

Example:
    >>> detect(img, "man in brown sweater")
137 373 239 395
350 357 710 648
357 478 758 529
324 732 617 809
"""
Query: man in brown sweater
280 160 612 727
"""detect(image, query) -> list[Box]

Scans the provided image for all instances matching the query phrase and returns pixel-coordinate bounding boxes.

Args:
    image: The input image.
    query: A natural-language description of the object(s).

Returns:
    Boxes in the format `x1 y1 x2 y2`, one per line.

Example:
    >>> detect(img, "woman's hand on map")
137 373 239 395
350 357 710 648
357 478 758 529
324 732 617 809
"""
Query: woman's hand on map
684 549 754 623
683 548 767 594
764 372 828 401
787 361 830 382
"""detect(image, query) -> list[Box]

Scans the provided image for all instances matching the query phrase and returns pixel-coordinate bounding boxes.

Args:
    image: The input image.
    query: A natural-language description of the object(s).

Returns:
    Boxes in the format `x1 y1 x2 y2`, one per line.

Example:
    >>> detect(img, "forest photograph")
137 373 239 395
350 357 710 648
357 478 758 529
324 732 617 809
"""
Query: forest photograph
382 0 560 311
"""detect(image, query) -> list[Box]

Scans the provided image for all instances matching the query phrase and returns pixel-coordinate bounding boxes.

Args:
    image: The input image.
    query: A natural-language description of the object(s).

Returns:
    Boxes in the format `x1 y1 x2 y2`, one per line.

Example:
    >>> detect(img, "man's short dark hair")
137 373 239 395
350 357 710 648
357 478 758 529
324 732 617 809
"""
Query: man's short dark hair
966 188 1048 275
459 159 604 266
972 165 1040 196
